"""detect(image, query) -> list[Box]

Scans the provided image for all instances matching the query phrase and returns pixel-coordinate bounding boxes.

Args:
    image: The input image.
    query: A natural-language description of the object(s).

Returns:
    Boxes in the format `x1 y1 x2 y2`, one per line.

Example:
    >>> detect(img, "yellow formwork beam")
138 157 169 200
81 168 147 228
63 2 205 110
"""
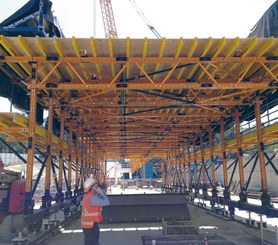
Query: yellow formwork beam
0 113 68 147
186 123 278 162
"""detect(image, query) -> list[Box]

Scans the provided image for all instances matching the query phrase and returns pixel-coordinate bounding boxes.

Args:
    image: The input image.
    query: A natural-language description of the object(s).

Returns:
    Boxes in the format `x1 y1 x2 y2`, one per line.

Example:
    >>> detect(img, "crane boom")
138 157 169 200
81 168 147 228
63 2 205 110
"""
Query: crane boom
99 0 118 38
129 0 161 38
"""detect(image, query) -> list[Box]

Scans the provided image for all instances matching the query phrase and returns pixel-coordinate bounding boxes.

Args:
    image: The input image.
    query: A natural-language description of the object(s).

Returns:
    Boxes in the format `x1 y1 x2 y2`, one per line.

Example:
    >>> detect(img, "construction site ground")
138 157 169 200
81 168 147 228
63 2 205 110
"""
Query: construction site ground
42 186 278 245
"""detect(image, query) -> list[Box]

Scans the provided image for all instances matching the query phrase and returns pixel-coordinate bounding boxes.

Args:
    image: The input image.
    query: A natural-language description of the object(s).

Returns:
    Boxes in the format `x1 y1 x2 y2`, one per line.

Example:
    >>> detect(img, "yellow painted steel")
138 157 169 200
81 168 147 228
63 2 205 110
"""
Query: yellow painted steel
0 36 277 176
197 37 226 80
90 37 102 79
139 37 149 76
108 37 116 77
72 36 89 79
53 37 75 79
126 37 131 78
0 35 28 78
223 37 258 79
183 123 278 162
18 36 33 56
0 113 68 147
153 37 166 80
36 37 62 79
177 37 197 79
188 37 212 78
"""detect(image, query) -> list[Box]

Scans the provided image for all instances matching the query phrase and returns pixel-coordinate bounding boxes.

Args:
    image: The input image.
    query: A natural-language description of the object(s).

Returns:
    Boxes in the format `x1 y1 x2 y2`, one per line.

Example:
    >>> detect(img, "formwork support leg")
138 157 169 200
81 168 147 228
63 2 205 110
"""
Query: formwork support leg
254 98 272 208
208 127 217 199
43 91 53 208
186 144 192 191
199 132 207 195
56 115 65 203
66 127 73 199
74 132 80 199
192 139 199 194
182 145 187 191
80 133 85 189
23 62 38 214
220 118 230 199
235 108 247 204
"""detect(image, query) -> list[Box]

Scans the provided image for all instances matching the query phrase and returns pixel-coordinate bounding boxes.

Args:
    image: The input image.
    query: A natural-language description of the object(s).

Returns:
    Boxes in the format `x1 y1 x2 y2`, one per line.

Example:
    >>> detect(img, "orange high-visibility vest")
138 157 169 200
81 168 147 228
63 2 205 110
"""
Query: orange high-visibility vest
81 192 102 229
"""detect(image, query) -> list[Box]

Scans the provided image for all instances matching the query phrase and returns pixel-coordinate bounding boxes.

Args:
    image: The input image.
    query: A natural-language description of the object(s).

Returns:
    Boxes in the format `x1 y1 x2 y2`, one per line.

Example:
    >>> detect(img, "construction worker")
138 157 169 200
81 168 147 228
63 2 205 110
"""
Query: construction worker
81 177 110 245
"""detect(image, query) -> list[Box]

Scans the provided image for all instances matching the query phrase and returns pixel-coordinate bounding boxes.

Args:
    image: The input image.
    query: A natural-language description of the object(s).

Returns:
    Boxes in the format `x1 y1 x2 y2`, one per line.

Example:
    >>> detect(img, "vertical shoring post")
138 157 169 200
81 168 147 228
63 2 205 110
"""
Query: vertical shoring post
169 151 173 189
173 148 176 188
57 115 65 203
235 108 247 204
89 139 92 176
161 158 165 188
187 144 192 191
67 127 73 199
208 127 217 200
84 136 87 178
178 147 183 190
87 137 90 178
175 148 179 191
104 158 107 185
193 139 199 193
93 143 96 177
220 118 230 199
182 144 187 190
169 153 172 188
164 155 167 188
24 62 38 214
200 131 207 195
42 91 53 208
254 97 272 207
80 132 84 186
96 147 99 181
179 146 184 188
166 154 170 188
74 132 80 197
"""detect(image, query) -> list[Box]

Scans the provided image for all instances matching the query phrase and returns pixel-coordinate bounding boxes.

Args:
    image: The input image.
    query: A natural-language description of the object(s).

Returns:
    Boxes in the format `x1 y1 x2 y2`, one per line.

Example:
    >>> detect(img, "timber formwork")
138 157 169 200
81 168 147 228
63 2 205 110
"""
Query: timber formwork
0 36 277 215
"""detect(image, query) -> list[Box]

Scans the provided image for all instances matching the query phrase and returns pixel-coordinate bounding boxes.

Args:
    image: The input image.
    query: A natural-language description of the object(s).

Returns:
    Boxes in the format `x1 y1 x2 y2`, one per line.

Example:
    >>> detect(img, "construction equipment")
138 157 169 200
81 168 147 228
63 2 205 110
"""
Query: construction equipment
0 158 26 242
99 0 118 38
129 0 161 38
99 0 161 38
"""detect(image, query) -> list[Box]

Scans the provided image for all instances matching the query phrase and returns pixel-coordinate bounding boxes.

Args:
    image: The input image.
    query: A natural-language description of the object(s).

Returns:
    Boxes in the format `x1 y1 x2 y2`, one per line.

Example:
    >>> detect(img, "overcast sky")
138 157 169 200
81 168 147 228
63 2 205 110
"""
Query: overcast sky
0 0 276 112
0 0 276 38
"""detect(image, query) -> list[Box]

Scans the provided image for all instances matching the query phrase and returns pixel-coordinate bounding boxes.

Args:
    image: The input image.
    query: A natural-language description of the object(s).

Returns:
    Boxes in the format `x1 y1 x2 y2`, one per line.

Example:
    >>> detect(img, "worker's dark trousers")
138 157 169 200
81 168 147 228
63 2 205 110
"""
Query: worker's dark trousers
83 223 100 245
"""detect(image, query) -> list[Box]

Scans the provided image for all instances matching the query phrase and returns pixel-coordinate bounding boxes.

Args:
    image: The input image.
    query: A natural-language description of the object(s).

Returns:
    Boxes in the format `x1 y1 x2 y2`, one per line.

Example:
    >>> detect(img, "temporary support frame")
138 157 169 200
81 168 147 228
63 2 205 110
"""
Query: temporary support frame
0 36 277 217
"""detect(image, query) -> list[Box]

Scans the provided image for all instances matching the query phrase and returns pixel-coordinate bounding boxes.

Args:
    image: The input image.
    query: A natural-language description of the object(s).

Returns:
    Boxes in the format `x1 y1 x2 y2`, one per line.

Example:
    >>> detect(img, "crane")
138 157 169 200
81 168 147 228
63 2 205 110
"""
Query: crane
129 0 161 38
99 0 118 38
99 0 161 39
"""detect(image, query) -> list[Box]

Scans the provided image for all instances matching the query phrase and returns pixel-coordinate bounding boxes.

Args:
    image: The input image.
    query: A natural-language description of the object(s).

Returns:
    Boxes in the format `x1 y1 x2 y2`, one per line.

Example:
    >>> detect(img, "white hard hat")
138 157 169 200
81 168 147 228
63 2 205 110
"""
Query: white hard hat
83 178 97 193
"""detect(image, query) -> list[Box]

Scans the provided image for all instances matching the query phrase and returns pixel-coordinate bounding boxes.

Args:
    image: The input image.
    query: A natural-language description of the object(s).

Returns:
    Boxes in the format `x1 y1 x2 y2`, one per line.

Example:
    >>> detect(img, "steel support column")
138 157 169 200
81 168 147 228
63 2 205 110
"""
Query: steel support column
57 115 65 203
235 108 247 203
74 133 80 197
80 133 85 185
24 62 38 214
66 127 73 199
220 118 230 199
193 139 199 193
200 132 207 195
182 145 187 190
85 136 88 178
89 139 93 176
161 159 165 187
42 91 53 208
208 127 216 185
187 144 192 190
254 97 272 207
